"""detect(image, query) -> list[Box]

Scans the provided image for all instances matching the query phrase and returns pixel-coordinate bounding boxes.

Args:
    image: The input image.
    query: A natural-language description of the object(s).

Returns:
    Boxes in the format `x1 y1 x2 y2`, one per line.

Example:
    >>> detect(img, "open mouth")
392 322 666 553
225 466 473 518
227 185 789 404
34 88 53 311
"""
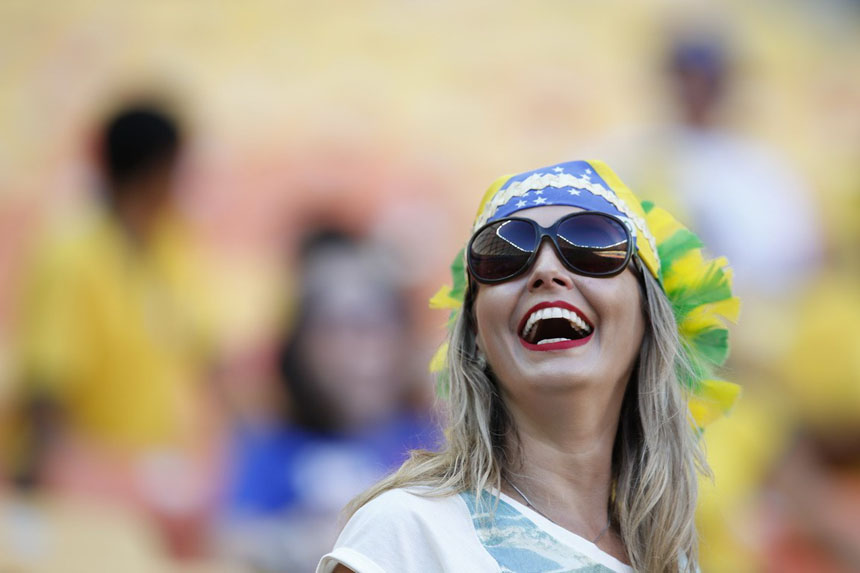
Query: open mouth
518 301 594 350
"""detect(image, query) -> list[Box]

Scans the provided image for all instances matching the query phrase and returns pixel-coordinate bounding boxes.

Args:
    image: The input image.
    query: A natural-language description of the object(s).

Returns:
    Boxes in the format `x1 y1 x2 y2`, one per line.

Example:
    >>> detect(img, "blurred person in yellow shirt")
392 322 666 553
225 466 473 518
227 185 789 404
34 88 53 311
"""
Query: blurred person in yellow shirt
759 266 860 572
6 102 221 561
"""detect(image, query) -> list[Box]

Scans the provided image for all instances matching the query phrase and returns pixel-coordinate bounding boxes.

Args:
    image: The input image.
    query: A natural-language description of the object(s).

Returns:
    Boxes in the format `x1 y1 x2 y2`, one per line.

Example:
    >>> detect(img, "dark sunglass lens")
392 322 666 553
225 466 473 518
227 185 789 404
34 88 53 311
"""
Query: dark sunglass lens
556 214 630 275
469 220 537 281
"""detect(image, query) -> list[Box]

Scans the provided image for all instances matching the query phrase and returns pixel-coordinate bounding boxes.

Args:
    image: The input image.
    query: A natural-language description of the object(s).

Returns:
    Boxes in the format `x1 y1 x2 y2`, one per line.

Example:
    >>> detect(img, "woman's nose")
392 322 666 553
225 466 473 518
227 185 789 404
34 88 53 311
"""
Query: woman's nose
526 240 575 291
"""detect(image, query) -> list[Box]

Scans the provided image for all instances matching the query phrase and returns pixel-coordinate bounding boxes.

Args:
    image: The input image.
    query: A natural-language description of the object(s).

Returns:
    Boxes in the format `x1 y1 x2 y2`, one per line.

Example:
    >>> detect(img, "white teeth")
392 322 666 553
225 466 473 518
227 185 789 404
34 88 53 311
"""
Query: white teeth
537 337 571 345
522 306 592 339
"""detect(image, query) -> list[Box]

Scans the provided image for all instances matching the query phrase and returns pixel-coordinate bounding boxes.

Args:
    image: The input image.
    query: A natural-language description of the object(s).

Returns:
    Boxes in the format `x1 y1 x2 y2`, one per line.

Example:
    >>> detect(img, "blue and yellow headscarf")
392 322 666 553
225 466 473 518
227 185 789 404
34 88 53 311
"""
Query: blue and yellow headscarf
430 159 741 429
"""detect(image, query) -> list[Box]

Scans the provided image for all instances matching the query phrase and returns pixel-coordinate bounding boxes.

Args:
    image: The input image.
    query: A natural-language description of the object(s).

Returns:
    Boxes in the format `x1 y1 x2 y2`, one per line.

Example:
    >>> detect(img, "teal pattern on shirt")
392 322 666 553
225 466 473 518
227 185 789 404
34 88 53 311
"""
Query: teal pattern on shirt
460 491 618 573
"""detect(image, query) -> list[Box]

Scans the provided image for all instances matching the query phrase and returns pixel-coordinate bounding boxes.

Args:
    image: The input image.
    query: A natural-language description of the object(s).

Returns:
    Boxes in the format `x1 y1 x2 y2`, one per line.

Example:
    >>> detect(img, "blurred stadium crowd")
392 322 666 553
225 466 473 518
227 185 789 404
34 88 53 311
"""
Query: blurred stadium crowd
0 1 859 572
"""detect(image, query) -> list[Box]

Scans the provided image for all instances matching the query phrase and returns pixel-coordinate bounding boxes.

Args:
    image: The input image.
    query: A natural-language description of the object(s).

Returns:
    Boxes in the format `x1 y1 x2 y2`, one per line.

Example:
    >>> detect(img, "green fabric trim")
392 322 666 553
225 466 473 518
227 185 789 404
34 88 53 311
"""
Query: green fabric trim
658 230 704 276
450 248 467 301
689 327 730 366
447 248 467 326
669 267 733 318
678 345 711 393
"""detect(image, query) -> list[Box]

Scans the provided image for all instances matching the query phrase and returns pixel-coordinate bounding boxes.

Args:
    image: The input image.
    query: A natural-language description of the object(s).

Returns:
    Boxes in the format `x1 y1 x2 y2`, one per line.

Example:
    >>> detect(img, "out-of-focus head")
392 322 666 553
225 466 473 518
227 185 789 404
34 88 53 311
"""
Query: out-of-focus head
668 35 729 127
281 229 412 433
430 159 740 429
99 102 184 210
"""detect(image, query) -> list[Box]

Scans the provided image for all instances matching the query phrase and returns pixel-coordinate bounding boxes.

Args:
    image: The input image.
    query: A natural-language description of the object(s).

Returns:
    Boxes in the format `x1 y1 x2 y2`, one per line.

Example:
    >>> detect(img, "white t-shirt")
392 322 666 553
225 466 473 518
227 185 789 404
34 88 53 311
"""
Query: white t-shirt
317 488 633 573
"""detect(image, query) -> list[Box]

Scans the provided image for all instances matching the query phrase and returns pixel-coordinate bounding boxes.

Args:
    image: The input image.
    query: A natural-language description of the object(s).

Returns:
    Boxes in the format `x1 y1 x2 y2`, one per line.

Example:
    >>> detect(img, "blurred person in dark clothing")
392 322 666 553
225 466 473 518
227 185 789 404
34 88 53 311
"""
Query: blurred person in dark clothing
218 228 439 572
7 101 220 560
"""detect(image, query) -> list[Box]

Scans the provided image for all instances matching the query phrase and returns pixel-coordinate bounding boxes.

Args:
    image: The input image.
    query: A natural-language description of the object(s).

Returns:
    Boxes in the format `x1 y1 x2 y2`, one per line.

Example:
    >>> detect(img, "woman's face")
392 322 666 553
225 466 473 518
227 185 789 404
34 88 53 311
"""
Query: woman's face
472 205 646 397
301 249 408 428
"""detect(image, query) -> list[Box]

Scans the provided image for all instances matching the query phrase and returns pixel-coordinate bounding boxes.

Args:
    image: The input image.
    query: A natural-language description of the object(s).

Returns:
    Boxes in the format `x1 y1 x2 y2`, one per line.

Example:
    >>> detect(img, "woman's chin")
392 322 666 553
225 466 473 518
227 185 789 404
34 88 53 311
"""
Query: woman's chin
504 365 604 394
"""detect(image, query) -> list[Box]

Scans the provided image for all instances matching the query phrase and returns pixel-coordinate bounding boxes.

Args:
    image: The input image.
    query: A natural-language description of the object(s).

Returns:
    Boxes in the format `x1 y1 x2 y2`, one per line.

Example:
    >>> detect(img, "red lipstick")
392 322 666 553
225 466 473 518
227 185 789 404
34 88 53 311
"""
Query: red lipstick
517 300 594 352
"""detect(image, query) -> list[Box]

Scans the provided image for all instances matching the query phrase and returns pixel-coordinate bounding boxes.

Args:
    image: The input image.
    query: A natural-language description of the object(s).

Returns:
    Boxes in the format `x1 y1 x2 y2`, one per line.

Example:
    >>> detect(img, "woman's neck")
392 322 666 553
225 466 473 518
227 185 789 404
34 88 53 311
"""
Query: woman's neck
504 395 618 520
504 376 626 474
500 383 629 560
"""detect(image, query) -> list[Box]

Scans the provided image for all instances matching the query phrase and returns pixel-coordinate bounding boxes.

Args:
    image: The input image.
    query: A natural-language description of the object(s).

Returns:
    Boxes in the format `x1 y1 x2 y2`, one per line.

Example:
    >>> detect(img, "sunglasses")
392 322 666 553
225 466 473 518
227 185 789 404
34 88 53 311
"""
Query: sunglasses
467 212 634 284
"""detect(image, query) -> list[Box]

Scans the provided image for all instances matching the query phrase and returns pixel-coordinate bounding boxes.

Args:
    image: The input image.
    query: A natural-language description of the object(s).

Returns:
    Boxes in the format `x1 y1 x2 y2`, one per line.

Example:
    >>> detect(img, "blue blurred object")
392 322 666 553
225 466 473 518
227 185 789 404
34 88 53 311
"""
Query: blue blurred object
226 414 438 515
670 36 728 81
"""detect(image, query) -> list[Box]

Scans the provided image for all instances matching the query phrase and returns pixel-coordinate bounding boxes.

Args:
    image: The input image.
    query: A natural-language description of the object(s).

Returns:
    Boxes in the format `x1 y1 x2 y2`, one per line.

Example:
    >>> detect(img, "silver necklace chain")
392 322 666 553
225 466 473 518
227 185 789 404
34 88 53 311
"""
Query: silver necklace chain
503 475 611 545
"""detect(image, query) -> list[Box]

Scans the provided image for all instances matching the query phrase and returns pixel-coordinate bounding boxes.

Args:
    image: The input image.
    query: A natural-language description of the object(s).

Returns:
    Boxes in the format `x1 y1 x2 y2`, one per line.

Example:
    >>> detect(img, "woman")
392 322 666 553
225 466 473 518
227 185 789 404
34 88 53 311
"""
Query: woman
318 160 740 572
220 228 438 571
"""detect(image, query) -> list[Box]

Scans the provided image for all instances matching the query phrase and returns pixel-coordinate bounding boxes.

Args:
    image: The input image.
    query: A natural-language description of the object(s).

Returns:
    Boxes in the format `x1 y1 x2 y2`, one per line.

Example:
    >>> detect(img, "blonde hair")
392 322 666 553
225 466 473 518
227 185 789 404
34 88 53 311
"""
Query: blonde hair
347 269 708 572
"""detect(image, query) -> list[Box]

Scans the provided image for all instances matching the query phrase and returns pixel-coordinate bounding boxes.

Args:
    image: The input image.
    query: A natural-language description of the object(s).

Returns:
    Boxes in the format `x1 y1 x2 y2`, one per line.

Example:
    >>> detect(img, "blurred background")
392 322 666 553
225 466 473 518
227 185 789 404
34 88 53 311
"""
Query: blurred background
0 1 859 571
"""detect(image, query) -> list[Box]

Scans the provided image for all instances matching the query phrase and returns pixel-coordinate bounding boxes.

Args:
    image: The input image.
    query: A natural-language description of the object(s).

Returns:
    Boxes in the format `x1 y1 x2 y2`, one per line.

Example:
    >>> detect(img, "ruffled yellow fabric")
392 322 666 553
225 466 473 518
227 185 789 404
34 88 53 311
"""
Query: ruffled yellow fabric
689 379 743 428
641 202 740 425
429 285 461 310
429 341 449 374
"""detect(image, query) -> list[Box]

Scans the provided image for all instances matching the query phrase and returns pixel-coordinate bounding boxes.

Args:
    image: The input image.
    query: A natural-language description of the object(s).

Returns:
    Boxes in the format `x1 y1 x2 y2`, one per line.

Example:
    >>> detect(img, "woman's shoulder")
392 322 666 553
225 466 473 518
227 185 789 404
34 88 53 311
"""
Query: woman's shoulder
318 487 498 573
349 486 468 525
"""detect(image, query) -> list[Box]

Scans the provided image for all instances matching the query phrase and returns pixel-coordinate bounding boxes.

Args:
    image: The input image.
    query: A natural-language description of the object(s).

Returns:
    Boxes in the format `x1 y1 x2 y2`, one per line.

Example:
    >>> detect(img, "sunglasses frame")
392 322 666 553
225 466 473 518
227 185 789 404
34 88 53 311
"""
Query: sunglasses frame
466 211 635 284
